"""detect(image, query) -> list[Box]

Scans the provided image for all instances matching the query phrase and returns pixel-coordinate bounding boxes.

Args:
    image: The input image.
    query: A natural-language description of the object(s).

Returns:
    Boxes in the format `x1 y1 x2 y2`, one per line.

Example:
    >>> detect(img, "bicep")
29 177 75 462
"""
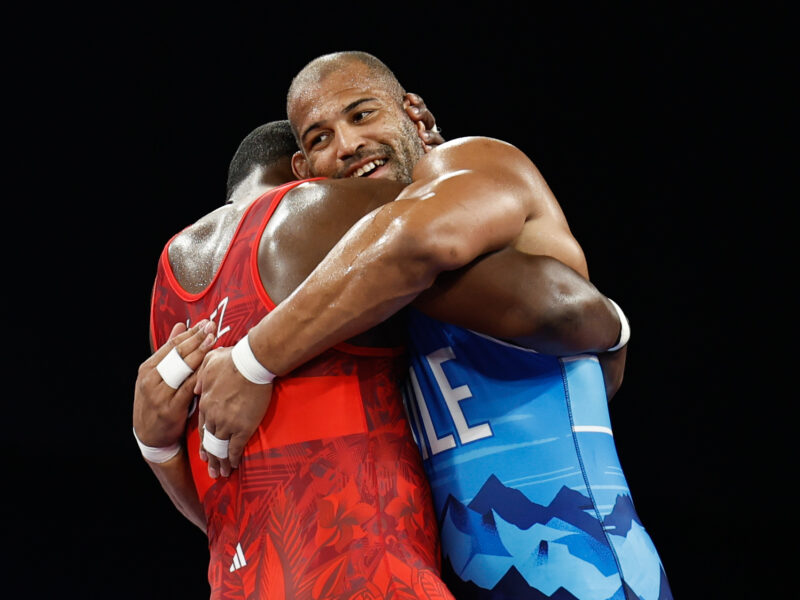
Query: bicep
513 215 589 280
413 249 566 338
413 248 618 355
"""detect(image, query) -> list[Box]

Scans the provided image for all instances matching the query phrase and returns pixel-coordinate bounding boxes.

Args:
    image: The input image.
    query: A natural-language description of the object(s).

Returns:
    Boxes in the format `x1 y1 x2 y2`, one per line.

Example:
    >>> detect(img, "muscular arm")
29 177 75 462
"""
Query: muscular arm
144 450 206 533
133 321 215 530
415 249 615 354
196 137 627 473
247 137 598 376
414 247 626 398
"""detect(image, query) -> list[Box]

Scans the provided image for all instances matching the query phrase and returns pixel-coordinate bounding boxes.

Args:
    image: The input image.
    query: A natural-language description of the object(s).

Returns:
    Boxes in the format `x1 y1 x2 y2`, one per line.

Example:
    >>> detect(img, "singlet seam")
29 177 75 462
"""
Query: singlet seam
560 357 628 591
251 178 326 310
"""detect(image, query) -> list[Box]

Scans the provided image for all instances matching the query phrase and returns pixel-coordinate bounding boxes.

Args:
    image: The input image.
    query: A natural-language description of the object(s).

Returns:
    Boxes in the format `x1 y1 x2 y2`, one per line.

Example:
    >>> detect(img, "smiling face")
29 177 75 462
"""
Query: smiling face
288 59 425 184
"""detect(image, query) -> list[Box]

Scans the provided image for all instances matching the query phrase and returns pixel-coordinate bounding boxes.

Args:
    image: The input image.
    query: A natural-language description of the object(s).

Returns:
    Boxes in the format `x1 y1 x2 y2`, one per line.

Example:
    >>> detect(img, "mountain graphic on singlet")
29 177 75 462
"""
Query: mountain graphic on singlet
439 475 662 599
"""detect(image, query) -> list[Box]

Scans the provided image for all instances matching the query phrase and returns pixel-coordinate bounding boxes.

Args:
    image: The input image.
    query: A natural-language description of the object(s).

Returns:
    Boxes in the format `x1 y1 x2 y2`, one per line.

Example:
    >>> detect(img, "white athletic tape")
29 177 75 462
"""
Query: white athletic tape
132 427 180 463
607 299 631 352
231 334 276 385
202 425 230 459
156 347 194 389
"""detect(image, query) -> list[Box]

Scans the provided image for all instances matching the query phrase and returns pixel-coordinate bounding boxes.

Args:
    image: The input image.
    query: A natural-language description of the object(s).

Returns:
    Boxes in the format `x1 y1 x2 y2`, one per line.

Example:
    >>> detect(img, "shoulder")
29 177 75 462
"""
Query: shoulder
167 204 241 276
415 136 540 185
281 178 406 217
285 177 406 199
433 136 528 160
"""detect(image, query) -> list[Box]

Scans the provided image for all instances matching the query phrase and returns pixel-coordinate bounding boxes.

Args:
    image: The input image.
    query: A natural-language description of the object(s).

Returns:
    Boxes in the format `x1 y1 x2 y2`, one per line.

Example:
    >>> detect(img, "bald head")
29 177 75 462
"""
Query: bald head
286 51 424 184
287 51 406 143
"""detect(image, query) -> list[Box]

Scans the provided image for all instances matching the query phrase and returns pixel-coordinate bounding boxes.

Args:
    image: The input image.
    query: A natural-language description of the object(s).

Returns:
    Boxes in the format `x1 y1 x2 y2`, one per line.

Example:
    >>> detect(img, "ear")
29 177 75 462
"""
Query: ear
291 150 310 179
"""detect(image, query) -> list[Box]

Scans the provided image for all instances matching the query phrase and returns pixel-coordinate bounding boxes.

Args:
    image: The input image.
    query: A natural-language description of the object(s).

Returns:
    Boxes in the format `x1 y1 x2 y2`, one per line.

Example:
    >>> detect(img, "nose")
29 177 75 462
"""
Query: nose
333 124 366 161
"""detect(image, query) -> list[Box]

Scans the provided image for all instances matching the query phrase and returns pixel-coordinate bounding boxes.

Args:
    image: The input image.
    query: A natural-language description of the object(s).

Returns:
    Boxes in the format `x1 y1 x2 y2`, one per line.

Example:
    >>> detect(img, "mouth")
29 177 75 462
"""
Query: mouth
347 158 387 178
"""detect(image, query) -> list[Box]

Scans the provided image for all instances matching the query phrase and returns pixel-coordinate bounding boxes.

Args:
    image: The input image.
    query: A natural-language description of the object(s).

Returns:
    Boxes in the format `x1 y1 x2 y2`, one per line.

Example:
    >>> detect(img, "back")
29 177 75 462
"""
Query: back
150 179 451 599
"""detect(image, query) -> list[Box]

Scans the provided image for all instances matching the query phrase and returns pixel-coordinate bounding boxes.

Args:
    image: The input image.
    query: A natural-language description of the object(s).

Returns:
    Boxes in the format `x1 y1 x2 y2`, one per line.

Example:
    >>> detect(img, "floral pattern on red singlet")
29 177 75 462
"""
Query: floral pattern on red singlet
194 353 452 600
150 183 453 599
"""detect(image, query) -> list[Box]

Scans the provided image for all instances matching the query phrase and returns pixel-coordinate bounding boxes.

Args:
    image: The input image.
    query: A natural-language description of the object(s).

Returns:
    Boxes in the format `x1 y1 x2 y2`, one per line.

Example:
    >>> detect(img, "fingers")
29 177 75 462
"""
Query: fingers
161 320 216 422
415 121 445 153
176 320 218 373
148 320 217 393
167 321 188 341
194 350 214 396
405 92 436 130
227 433 247 470
204 436 222 479
142 323 195 370
142 320 212 371
200 420 231 479
422 127 445 148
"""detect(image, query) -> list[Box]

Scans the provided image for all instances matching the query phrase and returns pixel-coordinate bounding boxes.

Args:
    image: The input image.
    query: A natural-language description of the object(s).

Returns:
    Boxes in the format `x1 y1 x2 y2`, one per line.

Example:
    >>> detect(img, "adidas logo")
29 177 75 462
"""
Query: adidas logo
229 543 247 572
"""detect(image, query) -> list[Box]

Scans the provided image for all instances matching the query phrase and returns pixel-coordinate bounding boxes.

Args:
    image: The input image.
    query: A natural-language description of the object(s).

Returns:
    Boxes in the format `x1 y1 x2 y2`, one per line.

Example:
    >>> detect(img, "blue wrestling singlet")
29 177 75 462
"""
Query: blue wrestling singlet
402 309 673 600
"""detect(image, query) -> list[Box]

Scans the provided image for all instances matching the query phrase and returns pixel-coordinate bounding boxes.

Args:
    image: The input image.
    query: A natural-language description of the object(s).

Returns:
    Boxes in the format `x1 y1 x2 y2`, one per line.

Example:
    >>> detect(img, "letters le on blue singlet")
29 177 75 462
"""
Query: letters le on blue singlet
402 308 673 600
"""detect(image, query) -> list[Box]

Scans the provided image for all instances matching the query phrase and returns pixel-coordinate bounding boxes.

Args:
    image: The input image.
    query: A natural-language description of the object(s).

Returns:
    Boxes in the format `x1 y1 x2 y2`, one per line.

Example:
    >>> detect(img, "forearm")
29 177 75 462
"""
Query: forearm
248 172 529 375
415 251 621 354
248 200 444 374
509 290 621 355
146 448 206 534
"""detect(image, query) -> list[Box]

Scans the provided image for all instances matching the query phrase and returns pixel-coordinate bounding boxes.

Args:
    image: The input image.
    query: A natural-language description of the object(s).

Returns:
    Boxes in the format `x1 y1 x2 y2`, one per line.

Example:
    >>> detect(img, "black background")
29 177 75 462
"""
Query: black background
6 4 789 598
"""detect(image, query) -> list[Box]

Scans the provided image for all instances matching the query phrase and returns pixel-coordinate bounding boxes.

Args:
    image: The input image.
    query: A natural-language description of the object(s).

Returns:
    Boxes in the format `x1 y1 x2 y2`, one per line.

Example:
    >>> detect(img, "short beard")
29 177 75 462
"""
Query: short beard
392 117 426 184
328 118 426 183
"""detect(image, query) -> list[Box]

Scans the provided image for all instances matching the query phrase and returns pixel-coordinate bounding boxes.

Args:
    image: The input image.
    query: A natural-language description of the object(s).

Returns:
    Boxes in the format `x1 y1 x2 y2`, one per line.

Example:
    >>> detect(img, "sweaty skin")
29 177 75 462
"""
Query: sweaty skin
134 102 444 530
137 167 621 534
195 57 626 478
133 320 217 532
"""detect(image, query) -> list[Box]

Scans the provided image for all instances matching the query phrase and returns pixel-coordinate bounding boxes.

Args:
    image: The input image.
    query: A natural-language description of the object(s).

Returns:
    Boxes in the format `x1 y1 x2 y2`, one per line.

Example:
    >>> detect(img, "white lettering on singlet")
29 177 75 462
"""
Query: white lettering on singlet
185 296 231 341
408 367 455 457
409 346 493 456
209 296 231 340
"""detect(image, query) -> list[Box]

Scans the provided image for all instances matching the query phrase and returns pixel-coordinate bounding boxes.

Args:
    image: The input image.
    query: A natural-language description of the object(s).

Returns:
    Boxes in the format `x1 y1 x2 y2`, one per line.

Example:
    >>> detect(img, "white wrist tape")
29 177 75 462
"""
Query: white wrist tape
132 427 181 463
606 299 631 352
231 333 276 384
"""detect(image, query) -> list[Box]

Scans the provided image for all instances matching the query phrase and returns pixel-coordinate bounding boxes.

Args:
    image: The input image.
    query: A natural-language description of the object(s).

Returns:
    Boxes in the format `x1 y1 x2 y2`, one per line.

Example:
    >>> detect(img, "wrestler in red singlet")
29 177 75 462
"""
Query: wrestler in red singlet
150 180 452 600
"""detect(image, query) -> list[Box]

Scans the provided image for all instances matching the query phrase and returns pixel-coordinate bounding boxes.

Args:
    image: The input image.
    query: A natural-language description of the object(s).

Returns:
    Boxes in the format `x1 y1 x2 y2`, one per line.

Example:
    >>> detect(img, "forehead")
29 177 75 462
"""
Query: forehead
289 63 399 126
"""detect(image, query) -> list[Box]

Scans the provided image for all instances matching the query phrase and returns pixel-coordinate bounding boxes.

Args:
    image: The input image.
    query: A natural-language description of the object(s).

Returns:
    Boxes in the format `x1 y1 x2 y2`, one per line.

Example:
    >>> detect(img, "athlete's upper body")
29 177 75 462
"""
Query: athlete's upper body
133 113 624 597
142 119 458 599
194 51 628 478
151 186 453 599
182 51 671 597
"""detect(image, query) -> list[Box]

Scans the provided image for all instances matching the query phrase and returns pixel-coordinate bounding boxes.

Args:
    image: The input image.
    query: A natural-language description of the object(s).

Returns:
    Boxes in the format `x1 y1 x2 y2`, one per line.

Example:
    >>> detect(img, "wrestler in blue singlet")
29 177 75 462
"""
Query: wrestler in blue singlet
403 309 673 600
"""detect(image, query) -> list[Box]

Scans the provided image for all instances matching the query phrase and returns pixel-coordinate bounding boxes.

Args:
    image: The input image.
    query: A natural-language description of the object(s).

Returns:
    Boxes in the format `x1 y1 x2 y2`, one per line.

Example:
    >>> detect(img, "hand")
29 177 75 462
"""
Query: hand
133 319 217 448
404 92 445 152
194 346 274 478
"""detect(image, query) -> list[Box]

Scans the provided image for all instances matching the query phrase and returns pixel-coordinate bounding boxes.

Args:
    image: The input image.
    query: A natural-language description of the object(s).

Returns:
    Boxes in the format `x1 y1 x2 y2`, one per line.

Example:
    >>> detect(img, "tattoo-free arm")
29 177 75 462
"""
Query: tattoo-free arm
134 321 216 531
144 449 206 533
195 137 625 474
246 137 556 376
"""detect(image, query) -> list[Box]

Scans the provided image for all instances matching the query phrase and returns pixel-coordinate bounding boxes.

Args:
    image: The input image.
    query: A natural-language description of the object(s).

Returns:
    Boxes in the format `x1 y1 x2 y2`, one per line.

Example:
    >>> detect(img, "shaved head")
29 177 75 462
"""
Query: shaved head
287 51 406 143
286 51 424 183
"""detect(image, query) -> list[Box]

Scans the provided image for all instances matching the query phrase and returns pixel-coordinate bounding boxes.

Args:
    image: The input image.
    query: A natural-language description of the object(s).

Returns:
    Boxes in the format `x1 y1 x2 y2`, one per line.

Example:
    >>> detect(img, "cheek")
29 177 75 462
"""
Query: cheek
303 148 332 176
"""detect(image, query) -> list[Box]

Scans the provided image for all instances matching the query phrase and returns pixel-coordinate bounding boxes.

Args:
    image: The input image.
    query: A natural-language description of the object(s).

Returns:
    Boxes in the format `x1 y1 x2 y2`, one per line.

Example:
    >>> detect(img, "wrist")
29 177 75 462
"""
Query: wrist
606 299 631 352
132 426 181 463
231 332 277 384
